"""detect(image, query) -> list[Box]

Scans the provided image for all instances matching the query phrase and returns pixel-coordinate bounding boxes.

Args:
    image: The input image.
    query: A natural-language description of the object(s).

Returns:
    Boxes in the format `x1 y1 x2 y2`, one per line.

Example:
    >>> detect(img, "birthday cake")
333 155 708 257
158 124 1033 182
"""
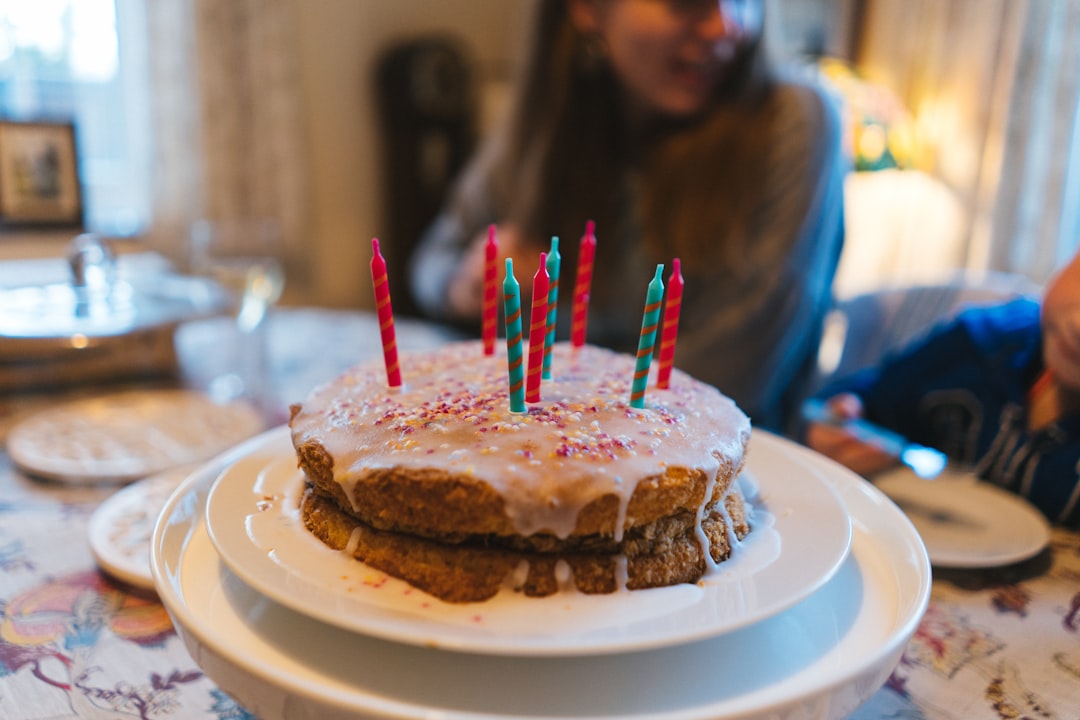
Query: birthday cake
288 340 752 603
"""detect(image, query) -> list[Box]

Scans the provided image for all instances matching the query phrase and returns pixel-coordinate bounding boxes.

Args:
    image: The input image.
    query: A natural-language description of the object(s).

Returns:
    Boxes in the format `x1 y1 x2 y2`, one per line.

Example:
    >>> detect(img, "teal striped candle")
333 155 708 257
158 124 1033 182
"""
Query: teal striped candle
503 258 526 413
542 236 561 379
630 264 665 409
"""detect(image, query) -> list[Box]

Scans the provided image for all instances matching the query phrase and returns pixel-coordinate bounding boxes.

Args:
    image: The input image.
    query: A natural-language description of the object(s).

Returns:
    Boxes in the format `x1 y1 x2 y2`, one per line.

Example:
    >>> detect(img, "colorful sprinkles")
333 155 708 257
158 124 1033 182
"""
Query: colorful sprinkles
313 341 693 465
291 339 751 517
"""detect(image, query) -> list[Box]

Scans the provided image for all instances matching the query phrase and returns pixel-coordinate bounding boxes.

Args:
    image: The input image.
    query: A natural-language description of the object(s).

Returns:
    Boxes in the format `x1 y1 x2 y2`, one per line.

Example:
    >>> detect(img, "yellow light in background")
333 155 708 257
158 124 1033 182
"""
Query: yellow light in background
914 97 947 154
817 57 928 173
856 123 888 166
913 95 979 189
70 334 89 349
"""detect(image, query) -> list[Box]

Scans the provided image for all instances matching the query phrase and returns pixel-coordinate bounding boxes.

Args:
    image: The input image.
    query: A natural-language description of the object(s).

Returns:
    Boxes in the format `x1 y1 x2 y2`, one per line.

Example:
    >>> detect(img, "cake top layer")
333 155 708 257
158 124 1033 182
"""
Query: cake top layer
289 340 750 537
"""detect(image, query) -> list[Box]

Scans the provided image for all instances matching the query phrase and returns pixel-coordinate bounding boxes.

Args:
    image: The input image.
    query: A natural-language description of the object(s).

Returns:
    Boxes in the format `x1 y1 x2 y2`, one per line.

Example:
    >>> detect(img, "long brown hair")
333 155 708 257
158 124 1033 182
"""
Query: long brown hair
486 0 778 273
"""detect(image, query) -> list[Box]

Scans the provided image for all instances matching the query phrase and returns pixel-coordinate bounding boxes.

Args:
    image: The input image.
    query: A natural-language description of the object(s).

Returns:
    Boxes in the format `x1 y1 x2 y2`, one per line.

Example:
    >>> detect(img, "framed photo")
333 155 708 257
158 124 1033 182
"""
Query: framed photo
0 121 83 228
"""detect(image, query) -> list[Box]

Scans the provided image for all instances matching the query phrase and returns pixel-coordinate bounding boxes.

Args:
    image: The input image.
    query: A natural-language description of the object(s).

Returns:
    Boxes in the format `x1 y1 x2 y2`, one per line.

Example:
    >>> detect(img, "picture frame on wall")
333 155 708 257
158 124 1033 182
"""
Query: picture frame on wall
0 121 83 229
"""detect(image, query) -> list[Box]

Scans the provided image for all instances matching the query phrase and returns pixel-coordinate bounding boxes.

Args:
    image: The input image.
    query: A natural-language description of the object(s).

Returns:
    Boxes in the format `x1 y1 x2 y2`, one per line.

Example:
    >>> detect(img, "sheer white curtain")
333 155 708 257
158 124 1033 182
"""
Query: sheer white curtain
142 0 310 293
856 0 1080 286
981 0 1080 280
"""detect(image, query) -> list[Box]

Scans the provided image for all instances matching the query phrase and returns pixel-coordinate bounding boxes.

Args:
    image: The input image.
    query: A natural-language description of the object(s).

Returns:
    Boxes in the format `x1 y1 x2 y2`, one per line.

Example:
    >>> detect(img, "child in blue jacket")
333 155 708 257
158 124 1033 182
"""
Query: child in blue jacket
806 250 1080 527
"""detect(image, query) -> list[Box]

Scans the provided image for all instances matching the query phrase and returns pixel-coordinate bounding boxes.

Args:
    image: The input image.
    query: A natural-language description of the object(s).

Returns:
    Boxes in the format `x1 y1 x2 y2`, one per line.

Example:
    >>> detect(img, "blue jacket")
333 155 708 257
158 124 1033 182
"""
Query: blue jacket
822 297 1080 527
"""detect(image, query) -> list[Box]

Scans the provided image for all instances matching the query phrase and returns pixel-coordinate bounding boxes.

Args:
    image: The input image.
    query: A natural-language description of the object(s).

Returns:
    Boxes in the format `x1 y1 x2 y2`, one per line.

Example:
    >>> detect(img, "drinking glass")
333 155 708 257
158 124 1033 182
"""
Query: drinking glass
189 218 285 418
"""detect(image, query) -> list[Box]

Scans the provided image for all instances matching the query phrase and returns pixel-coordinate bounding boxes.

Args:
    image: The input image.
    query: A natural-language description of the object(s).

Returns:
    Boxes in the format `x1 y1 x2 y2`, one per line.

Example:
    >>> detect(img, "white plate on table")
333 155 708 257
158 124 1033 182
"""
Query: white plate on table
87 464 197 589
7 389 264 484
151 429 930 720
202 426 852 656
874 466 1052 568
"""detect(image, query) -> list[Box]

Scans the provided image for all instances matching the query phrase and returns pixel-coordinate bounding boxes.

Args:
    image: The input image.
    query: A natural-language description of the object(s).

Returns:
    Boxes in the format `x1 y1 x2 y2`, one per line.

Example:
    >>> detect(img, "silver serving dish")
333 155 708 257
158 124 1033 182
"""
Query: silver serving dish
0 235 228 390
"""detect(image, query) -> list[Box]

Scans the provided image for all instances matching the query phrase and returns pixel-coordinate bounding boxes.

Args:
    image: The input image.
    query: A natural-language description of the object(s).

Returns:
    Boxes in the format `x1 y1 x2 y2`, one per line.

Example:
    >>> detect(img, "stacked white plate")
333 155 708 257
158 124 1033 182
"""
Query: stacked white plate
151 427 931 720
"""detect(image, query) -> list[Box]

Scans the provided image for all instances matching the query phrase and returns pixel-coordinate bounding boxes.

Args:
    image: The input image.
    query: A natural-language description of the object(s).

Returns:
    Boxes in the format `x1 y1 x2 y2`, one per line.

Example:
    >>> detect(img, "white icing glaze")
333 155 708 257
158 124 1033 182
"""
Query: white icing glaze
344 526 363 556
613 554 629 591
289 340 750 540
554 559 574 591
506 560 530 591
697 481 747 573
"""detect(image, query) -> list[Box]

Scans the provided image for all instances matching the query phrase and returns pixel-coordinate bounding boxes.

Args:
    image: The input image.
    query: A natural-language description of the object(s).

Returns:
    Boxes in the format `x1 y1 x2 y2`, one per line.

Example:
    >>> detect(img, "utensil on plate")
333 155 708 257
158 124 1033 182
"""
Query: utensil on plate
802 398 948 479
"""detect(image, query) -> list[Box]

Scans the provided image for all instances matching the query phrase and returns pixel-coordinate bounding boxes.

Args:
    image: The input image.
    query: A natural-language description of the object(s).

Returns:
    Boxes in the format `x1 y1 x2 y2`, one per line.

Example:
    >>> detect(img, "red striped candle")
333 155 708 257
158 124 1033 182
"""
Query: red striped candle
370 238 401 388
656 258 683 389
525 252 549 403
482 225 498 356
570 221 596 348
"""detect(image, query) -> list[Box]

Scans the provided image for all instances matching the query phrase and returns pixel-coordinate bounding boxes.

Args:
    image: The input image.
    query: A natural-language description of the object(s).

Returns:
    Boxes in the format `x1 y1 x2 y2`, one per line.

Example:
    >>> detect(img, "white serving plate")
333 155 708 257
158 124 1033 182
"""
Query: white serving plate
202 427 852 656
7 389 264 484
873 466 1051 568
152 429 930 720
88 464 197 589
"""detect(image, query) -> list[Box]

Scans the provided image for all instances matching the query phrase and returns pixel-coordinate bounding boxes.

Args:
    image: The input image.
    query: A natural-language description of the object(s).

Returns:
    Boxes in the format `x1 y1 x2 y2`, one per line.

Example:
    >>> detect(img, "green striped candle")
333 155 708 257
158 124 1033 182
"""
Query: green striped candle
630 264 665 409
503 258 526 413
542 236 561 379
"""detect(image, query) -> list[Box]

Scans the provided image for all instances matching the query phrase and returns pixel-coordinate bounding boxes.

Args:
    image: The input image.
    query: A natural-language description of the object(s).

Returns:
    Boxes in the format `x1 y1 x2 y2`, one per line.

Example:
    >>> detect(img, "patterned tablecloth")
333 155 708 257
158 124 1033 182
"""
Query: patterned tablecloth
1 308 1078 719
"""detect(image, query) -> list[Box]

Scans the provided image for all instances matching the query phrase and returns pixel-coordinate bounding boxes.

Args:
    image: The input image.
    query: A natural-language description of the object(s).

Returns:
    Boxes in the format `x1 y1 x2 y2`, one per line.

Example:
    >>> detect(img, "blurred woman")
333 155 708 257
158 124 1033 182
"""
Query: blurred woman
409 0 846 432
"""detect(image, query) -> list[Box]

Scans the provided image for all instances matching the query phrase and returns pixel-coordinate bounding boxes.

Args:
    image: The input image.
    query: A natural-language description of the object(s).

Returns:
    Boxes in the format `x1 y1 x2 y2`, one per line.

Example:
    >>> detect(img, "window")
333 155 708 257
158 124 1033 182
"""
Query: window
0 0 150 236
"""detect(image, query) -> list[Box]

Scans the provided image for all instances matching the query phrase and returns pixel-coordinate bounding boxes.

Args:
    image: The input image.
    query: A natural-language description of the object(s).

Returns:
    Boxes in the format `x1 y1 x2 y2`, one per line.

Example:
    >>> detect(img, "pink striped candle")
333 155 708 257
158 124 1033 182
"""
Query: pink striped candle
570 220 596 348
525 252 549 404
369 238 401 388
481 225 498 356
656 258 683 389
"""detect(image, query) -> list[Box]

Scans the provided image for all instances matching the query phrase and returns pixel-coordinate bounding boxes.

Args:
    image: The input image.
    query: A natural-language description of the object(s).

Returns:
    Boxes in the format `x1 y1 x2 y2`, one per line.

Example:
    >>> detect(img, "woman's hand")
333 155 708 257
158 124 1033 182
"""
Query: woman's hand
445 230 490 318
805 393 897 478
446 225 542 317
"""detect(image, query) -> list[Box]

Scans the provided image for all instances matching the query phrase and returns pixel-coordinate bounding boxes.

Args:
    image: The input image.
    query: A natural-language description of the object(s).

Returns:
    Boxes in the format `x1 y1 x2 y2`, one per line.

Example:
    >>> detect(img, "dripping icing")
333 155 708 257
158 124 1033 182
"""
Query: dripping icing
344 527 363 556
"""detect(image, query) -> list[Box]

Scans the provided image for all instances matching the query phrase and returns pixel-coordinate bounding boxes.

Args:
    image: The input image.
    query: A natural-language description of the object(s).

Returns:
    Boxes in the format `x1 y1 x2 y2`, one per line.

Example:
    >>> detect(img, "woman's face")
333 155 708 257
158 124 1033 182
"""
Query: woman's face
1042 253 1080 389
571 0 763 119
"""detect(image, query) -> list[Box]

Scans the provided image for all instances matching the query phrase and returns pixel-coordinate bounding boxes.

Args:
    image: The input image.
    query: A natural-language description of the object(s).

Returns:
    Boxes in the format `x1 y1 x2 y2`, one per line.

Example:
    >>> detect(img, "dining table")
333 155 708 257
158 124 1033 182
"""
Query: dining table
1 273 1078 718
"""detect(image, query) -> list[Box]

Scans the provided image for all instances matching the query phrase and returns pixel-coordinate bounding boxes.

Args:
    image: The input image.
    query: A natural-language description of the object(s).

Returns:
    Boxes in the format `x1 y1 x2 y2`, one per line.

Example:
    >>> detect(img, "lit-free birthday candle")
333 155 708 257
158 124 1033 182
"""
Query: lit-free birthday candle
630 264 664 409
370 238 402 388
570 221 596 348
482 225 499 356
503 258 526 413
542 237 561 379
656 258 684 389
525 252 550 403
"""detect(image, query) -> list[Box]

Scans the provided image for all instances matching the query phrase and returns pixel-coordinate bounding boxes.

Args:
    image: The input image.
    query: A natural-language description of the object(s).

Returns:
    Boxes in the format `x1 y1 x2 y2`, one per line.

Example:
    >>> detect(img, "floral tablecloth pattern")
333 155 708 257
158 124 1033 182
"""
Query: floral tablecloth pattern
851 529 1080 720
0 454 253 720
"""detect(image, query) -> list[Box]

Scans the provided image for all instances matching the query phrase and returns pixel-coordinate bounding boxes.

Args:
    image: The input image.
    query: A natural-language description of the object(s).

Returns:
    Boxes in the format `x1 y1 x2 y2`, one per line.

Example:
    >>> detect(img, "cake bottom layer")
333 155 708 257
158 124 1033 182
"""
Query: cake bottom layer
300 484 751 603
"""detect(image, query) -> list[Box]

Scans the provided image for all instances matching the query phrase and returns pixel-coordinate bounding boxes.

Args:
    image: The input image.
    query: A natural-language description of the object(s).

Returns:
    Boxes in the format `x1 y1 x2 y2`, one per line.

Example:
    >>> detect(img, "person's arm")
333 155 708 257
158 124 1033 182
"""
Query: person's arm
806 304 1021 476
803 391 899 477
674 82 846 432
408 139 501 322
869 314 1080 527
818 314 987 436
803 335 959 477
864 316 1080 528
